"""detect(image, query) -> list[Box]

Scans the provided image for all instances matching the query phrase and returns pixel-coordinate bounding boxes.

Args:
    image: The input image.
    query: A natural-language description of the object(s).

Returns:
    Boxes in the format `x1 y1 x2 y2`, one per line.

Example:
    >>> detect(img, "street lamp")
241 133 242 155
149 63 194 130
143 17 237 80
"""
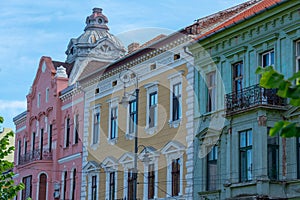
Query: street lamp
119 68 139 200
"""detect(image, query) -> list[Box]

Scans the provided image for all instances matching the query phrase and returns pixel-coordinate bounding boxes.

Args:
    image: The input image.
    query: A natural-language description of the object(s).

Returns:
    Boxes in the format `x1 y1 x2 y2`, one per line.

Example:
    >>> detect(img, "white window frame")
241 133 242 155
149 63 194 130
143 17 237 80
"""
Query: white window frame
107 98 119 145
101 157 118 200
206 71 216 113
140 152 159 199
119 152 134 199
125 92 136 140
161 141 185 198
144 82 159 134
46 88 49 103
36 172 48 200
61 170 68 200
261 50 275 67
88 173 99 200
168 71 184 128
73 114 79 144
64 117 70 148
69 168 77 200
91 105 101 147
296 40 300 84
37 92 41 108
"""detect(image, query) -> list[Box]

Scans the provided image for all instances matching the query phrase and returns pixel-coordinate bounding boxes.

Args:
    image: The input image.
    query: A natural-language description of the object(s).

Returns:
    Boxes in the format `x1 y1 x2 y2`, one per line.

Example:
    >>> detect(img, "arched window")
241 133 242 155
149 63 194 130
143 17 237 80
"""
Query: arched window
38 173 47 200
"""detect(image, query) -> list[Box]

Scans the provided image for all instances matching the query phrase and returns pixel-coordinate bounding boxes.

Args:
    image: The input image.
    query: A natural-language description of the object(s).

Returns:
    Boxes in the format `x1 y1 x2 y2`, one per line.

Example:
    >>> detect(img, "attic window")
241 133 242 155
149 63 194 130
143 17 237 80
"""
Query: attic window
95 88 99 94
174 53 180 61
112 80 117 87
150 63 156 71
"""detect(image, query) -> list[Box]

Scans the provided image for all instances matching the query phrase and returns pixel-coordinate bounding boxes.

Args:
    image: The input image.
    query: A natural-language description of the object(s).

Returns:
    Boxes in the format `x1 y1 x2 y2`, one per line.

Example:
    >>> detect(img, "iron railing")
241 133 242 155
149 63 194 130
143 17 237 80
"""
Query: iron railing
19 148 52 165
225 84 286 116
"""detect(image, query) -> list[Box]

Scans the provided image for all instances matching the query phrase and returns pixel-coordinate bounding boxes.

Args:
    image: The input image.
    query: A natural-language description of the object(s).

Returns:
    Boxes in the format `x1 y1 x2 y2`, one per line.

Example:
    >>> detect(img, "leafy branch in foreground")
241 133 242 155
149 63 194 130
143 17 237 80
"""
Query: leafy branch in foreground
0 116 24 199
256 66 300 137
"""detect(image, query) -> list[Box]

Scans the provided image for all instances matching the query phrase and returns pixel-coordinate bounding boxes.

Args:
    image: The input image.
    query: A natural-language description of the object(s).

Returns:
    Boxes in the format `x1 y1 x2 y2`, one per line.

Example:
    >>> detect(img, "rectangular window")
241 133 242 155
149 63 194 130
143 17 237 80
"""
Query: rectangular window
172 158 180 196
18 140 21 165
93 112 100 144
49 124 52 152
129 100 137 134
127 170 134 200
63 171 67 200
207 145 218 191
267 130 279 180
262 50 275 67
40 128 44 160
172 83 182 121
239 129 252 182
22 175 32 200
149 92 157 128
91 175 97 200
110 107 118 139
37 93 41 108
74 114 79 144
65 118 70 147
296 41 300 85
32 132 36 156
148 164 155 199
109 172 115 200
71 169 76 200
46 88 49 103
24 140 27 155
206 71 216 112
232 62 243 94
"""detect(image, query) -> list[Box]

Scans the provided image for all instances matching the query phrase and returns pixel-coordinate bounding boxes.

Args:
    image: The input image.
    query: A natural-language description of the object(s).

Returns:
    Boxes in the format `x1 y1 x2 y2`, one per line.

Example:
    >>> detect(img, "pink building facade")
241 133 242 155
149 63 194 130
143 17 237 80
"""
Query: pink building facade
13 56 84 200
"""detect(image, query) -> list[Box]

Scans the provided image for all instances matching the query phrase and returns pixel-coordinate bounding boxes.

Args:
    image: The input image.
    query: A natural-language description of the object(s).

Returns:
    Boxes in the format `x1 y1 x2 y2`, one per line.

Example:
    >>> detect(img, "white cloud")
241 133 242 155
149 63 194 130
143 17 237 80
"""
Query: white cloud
0 100 27 129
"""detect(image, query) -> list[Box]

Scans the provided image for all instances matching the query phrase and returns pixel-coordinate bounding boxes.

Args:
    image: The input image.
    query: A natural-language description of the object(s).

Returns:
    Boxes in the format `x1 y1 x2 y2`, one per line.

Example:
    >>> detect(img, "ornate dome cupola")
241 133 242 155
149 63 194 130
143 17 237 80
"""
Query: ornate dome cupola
65 8 126 64
85 8 109 31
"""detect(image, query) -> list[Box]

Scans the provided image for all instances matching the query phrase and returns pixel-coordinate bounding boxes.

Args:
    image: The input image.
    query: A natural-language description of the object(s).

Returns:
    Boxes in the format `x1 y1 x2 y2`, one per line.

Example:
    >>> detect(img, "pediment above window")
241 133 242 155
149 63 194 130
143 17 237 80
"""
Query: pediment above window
83 161 100 172
101 156 118 171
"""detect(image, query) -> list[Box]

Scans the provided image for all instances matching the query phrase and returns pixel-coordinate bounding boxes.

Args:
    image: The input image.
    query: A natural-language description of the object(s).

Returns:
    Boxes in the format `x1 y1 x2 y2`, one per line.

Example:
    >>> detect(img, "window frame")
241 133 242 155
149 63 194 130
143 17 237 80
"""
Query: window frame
92 106 101 145
297 137 300 179
128 99 137 135
239 129 253 182
74 114 79 144
144 82 159 133
232 62 243 94
49 124 52 152
172 83 182 122
171 158 180 197
296 41 300 85
108 98 119 144
149 92 158 128
22 175 32 200
267 130 279 180
148 163 155 199
65 118 70 148
206 71 216 112
127 169 134 200
110 106 118 140
91 175 97 200
261 50 275 68
206 145 218 191
109 172 116 200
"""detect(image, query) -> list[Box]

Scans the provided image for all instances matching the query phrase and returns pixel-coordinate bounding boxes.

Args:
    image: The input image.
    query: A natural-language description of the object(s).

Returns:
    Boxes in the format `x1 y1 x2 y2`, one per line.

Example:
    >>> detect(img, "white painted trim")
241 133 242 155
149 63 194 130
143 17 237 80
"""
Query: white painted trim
144 83 158 131
61 97 84 110
36 172 48 200
168 73 183 126
107 99 118 144
15 125 26 133
91 105 101 147
58 153 81 164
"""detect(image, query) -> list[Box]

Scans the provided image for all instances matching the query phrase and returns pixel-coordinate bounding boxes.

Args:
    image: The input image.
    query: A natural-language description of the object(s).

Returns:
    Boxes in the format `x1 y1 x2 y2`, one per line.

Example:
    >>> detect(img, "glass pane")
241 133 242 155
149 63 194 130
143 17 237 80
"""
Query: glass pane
247 130 252 146
247 149 252 180
240 132 246 147
270 51 275 65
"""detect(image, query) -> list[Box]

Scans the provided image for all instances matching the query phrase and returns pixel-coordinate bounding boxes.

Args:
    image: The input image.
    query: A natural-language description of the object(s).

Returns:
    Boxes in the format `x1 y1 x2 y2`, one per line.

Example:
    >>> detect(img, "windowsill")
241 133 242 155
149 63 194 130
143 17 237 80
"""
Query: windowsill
145 126 158 135
228 180 256 188
107 137 118 145
72 143 79 147
198 189 221 196
90 143 99 150
168 119 181 128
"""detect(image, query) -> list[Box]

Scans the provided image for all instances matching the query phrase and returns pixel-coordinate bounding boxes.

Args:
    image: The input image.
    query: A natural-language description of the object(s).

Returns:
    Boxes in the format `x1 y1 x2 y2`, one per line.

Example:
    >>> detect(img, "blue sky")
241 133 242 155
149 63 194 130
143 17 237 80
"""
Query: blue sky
0 0 247 129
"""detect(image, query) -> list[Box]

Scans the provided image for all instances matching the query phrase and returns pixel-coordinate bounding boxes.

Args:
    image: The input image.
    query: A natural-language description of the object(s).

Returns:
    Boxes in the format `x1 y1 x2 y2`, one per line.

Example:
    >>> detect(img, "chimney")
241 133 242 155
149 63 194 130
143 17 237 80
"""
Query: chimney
128 42 140 54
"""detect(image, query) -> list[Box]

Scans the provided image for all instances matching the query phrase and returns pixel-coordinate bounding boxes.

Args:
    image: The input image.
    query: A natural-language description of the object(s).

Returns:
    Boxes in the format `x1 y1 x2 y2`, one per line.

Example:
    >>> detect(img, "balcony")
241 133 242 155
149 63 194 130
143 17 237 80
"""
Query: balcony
19 148 52 165
225 84 286 116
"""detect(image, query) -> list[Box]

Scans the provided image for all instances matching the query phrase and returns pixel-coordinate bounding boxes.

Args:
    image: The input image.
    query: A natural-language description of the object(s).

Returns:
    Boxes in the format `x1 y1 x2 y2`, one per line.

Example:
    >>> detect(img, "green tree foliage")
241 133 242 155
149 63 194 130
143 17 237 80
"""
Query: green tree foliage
256 66 300 137
0 116 24 199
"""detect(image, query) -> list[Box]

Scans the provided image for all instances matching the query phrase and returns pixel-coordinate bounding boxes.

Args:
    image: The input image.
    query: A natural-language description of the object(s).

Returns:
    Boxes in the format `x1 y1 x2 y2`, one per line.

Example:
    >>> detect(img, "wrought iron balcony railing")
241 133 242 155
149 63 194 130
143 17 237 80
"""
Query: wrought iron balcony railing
19 148 52 165
225 84 286 116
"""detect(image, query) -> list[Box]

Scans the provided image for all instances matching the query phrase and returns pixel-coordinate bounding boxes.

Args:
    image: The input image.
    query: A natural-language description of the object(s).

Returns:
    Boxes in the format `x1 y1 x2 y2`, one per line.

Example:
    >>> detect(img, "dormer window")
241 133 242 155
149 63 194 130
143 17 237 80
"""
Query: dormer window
98 18 103 24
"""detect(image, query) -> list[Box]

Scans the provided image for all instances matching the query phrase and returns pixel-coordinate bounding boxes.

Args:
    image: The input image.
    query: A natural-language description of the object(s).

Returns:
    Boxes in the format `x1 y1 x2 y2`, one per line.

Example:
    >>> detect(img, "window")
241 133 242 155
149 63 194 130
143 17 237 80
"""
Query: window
207 145 218 190
32 132 36 156
22 175 32 200
206 71 216 112
239 129 252 182
24 140 27 155
150 63 156 70
148 164 155 199
232 62 243 94
74 114 79 144
40 128 44 160
172 83 182 121
95 88 99 94
109 172 115 200
267 130 279 180
262 50 274 67
110 107 118 140
297 138 300 179
63 171 67 200
93 111 100 144
112 80 118 87
129 100 137 135
46 88 49 103
91 175 97 200
18 140 21 165
127 169 134 200
171 158 180 196
38 173 47 200
65 118 70 147
71 169 76 200
174 53 180 60
49 124 52 152
37 93 41 108
149 92 157 128
296 41 300 85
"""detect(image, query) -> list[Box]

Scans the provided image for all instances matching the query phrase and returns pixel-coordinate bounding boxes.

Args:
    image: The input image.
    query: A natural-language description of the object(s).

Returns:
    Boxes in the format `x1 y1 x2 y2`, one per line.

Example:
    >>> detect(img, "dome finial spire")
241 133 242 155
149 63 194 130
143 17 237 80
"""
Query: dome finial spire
85 7 109 31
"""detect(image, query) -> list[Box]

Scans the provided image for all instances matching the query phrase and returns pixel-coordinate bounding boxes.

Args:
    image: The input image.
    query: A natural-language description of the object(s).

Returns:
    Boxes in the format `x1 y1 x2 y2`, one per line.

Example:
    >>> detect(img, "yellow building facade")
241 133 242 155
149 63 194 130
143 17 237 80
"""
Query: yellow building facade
79 30 194 199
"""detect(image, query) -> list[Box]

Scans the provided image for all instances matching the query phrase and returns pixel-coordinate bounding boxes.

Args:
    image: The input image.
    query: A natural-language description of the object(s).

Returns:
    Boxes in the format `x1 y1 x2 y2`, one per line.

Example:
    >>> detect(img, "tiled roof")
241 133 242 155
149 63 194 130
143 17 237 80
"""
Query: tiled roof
194 0 283 41
52 61 74 76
